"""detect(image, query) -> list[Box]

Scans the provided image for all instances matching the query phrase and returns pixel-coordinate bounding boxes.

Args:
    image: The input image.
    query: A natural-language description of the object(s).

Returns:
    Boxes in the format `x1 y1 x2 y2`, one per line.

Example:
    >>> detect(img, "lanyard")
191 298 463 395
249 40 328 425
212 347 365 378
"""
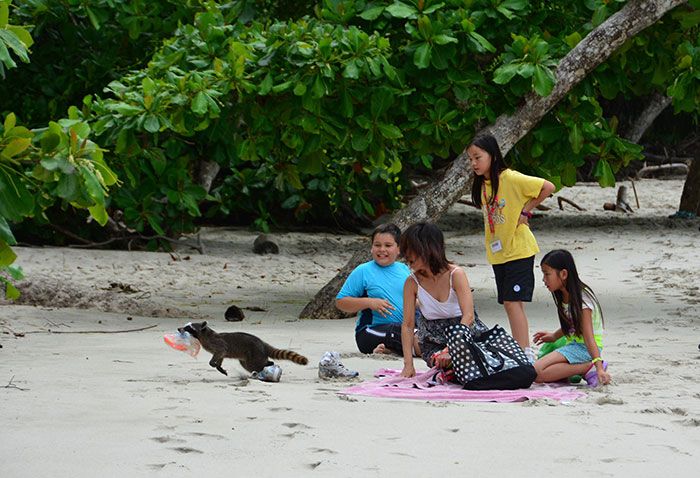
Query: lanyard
482 185 497 234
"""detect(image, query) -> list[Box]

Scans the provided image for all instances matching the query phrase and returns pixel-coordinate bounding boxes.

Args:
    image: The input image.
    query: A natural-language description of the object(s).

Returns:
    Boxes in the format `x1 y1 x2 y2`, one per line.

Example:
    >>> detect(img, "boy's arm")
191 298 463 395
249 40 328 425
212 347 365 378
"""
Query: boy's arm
336 297 395 317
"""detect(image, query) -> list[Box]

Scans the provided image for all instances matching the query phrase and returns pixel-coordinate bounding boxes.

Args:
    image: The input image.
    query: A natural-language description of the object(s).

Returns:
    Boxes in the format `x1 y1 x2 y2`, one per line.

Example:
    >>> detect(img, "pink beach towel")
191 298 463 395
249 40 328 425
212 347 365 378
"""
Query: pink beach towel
340 368 586 403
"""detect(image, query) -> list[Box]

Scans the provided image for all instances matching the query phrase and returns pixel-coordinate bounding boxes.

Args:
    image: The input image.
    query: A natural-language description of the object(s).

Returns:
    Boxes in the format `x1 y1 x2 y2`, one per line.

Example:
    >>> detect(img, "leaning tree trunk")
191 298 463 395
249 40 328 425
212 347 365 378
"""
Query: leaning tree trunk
621 91 672 143
678 152 700 216
299 0 688 320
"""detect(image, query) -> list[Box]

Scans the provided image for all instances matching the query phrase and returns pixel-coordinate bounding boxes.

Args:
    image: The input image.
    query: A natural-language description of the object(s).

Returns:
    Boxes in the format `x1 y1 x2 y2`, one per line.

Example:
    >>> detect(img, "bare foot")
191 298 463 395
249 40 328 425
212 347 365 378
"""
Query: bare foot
372 343 388 354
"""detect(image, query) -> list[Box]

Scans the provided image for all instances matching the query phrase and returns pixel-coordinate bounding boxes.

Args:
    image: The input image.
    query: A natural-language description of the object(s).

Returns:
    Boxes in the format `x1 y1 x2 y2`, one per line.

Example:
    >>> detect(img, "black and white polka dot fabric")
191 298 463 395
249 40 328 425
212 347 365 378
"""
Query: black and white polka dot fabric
446 323 530 385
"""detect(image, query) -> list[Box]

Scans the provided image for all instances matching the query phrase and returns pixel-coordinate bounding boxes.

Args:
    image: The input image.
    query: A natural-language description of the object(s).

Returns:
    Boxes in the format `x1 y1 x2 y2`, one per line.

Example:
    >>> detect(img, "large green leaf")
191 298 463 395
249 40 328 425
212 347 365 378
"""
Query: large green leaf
359 6 385 20
0 167 34 221
370 89 395 118
469 31 496 53
3 112 15 131
55 173 79 199
0 215 16 245
0 29 29 63
377 123 403 139
0 239 17 267
386 2 418 19
569 123 583 154
413 43 432 69
0 1 8 27
88 204 109 226
2 137 31 158
493 63 520 84
191 92 208 115
533 65 555 96
593 159 616 188
3 280 20 300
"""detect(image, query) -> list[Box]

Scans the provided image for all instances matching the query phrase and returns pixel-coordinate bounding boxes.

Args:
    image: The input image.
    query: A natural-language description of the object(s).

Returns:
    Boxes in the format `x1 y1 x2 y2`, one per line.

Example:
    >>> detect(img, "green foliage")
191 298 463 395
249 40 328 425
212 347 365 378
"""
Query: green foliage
0 0 205 125
3 0 700 249
0 110 118 297
0 0 33 78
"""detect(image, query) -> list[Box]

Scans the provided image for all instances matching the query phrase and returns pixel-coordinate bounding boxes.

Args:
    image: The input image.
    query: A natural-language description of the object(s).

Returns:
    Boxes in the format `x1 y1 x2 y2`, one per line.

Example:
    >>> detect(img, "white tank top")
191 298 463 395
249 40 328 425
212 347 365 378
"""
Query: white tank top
411 268 462 320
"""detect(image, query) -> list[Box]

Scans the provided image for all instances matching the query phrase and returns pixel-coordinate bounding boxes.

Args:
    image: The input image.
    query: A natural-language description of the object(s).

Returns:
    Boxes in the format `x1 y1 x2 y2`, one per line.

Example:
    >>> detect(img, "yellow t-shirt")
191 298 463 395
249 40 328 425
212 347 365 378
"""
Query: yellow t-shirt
481 169 545 265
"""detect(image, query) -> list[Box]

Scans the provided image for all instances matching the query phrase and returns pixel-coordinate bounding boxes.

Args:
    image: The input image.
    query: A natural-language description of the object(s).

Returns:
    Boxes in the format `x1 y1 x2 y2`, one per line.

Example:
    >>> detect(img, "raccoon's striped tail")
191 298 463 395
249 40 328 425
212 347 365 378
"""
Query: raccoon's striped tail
269 348 308 365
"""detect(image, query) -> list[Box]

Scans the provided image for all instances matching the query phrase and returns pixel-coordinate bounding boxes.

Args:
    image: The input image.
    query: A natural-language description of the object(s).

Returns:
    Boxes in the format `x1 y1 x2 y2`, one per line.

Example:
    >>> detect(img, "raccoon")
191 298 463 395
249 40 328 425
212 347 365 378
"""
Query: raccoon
178 321 308 376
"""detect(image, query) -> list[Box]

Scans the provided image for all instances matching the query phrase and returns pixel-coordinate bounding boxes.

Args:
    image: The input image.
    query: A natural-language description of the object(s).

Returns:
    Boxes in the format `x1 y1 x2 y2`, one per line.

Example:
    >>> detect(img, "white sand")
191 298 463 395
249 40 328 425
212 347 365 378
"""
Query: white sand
1 179 699 477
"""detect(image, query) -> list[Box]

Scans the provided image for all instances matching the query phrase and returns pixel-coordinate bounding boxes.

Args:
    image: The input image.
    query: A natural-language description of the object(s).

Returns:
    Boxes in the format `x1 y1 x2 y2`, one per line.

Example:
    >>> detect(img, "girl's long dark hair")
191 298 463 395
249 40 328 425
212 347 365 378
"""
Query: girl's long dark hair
400 222 449 276
541 249 603 336
470 134 508 207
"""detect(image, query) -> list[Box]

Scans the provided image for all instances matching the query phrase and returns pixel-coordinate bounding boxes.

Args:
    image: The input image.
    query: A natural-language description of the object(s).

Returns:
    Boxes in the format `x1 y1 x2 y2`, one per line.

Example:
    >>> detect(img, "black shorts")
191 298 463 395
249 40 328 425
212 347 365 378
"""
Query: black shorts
355 323 403 355
492 255 535 304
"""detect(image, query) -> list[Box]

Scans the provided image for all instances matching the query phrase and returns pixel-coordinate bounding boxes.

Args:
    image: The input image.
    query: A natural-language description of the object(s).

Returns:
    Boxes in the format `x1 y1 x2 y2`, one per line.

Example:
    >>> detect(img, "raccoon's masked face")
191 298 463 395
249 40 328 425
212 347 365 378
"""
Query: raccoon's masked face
178 321 208 339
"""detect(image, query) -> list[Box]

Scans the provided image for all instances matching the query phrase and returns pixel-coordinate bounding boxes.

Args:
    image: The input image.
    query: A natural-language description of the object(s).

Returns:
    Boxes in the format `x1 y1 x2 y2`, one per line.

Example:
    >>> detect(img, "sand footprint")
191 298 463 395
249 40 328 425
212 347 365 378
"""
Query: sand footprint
185 432 226 439
282 422 312 430
147 462 177 470
309 447 338 454
150 435 186 444
674 417 700 427
639 407 687 416
170 446 204 454
595 395 624 405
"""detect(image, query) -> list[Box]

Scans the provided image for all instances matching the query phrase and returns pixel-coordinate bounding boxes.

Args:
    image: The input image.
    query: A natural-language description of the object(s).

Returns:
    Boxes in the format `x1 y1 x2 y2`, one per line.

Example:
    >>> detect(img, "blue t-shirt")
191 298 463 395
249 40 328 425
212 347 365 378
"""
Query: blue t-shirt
336 260 410 331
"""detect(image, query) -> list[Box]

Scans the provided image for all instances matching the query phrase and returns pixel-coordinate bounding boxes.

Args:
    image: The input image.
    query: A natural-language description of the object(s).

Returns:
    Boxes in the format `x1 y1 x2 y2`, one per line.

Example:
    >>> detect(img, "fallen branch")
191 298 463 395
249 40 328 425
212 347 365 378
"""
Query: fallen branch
604 185 634 213
557 197 586 211
3 376 28 391
63 233 204 254
629 178 640 209
637 163 689 178
22 324 158 335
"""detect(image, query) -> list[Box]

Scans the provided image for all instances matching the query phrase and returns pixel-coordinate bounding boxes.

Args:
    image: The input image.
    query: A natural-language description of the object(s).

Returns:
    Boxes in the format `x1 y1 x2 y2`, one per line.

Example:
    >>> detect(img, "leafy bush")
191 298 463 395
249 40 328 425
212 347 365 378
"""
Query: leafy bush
4 0 700 243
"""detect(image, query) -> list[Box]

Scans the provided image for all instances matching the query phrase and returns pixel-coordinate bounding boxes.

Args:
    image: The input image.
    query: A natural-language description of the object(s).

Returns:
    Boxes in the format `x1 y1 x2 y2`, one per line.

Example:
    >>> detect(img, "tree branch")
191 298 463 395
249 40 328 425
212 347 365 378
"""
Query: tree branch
299 0 688 319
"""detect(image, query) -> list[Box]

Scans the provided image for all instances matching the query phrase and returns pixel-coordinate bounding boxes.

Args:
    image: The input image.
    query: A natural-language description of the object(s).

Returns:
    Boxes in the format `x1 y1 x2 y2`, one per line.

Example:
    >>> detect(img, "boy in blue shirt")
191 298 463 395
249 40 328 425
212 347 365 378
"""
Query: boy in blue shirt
336 223 419 355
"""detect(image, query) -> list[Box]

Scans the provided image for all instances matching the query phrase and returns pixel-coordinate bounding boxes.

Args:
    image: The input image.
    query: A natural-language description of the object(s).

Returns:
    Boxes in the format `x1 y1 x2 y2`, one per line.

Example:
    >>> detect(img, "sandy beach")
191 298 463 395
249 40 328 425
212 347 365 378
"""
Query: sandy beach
1 178 699 477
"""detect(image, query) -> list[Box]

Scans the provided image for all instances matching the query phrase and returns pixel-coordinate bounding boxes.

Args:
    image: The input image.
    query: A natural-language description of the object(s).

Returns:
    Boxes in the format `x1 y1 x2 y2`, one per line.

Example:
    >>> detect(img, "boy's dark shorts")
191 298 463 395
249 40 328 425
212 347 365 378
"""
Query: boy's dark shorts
492 255 535 304
355 323 403 355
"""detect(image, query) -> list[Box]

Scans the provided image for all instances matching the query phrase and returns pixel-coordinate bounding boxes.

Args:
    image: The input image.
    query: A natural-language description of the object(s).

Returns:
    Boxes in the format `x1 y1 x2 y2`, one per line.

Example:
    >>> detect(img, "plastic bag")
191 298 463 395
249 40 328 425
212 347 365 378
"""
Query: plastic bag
163 331 201 358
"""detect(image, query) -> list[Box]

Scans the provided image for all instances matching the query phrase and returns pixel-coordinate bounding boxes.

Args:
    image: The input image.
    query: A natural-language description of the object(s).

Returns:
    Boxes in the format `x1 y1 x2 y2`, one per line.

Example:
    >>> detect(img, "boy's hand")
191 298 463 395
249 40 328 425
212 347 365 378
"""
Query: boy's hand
368 298 394 317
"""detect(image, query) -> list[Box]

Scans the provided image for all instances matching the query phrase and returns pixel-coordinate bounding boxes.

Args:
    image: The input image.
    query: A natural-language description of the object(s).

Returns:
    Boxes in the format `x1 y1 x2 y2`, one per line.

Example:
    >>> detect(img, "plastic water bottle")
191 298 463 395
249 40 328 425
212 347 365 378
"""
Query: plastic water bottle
254 364 282 382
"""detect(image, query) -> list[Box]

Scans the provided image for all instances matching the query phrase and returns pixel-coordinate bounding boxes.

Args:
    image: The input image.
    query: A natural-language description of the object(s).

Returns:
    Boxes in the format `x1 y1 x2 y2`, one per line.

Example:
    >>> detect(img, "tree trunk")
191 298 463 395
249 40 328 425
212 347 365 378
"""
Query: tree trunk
299 0 688 320
678 156 700 216
622 91 672 143
196 160 220 194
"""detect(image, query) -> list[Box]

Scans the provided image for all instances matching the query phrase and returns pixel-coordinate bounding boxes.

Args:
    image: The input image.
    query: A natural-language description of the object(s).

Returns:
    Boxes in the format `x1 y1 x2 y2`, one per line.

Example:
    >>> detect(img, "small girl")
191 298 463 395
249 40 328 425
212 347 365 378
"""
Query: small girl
533 249 611 387
336 223 415 355
467 134 555 362
398 223 482 378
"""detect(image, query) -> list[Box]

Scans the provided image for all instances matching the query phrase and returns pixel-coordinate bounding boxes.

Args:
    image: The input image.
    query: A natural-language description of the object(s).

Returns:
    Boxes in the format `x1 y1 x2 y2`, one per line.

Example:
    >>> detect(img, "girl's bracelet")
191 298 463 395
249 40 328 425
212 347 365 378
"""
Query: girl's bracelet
520 210 533 219
591 357 603 364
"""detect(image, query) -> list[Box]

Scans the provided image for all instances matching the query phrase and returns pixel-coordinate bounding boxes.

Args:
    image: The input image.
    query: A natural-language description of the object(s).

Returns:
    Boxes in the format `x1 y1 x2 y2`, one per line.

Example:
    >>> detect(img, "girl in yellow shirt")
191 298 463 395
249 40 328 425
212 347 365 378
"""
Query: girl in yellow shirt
467 134 555 362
